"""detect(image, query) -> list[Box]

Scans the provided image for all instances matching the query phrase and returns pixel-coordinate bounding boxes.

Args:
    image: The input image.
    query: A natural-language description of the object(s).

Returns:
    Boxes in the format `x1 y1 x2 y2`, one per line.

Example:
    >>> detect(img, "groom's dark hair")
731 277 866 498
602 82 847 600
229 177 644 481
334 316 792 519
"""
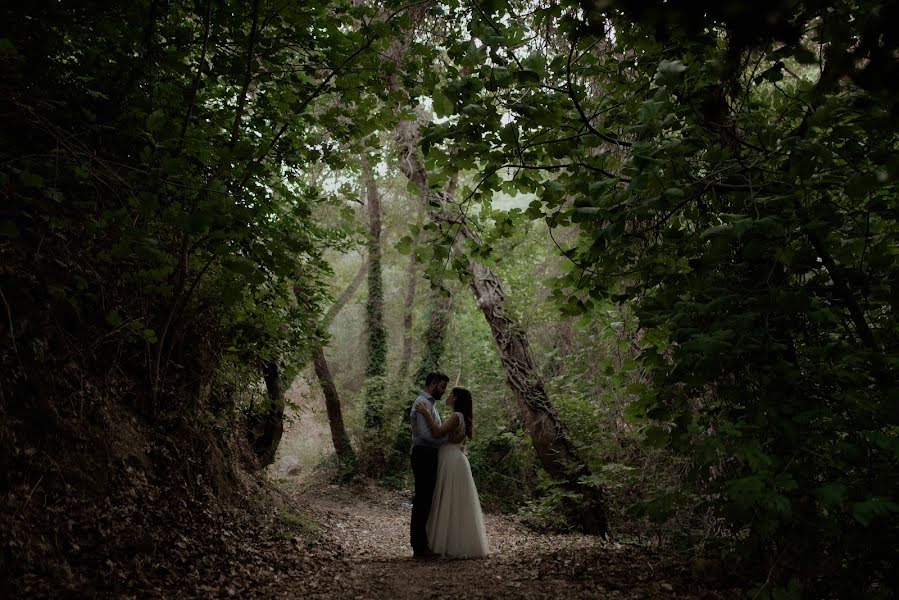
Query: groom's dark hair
424 371 449 386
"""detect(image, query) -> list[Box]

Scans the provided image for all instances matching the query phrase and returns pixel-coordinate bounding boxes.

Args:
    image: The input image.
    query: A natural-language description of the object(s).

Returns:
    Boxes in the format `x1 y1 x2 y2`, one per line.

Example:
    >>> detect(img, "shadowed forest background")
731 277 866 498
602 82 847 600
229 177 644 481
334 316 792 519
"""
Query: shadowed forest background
1 0 897 598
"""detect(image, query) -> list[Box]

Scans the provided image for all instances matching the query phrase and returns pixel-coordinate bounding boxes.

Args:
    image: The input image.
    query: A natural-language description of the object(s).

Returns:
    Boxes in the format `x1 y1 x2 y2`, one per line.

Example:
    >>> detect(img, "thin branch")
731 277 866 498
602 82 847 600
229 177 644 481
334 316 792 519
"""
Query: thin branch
565 42 632 148
237 36 376 188
229 0 263 152
469 0 524 71
235 0 432 188
0 287 22 369
321 255 368 331
177 0 214 153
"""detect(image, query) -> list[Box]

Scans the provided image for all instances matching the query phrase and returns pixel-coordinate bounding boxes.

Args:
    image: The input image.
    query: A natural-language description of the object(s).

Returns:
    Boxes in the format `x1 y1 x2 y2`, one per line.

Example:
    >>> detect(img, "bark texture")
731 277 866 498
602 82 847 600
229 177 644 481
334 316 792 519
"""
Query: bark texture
361 156 387 430
312 344 354 466
395 116 609 536
411 288 454 387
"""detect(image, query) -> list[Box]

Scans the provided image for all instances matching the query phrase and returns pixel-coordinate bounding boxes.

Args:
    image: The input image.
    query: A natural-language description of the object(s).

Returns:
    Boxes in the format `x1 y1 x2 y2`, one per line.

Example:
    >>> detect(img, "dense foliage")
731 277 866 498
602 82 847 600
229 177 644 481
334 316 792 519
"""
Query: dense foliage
0 0 405 420
412 0 898 595
3 0 897 596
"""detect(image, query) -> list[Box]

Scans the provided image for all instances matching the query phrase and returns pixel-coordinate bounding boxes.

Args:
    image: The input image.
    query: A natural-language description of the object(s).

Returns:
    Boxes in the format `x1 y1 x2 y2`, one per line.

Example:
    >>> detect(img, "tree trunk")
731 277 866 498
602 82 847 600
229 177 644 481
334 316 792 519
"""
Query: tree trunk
245 360 285 467
312 344 354 467
361 156 387 430
469 263 607 534
395 117 609 536
387 243 422 463
388 285 454 472
411 288 454 387
396 249 418 387
307 257 367 469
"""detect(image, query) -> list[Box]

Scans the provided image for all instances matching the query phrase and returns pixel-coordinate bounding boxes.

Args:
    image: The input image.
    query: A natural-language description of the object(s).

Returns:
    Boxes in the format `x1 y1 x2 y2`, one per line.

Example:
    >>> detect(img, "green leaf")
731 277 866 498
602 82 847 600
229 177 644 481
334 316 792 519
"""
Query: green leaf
433 92 454 117
339 206 355 222
220 286 243 307
571 206 602 222
642 425 669 448
499 122 519 145
222 255 256 276
815 483 847 509
105 310 123 327
657 59 687 75
515 69 542 85
395 235 413 255
19 171 44 189
146 109 166 133
852 497 899 527
844 174 875 200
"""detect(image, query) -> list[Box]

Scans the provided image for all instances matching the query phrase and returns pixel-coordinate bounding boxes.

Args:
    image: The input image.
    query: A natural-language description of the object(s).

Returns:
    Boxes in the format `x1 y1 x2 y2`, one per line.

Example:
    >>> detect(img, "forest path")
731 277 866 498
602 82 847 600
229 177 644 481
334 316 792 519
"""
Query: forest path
280 480 737 600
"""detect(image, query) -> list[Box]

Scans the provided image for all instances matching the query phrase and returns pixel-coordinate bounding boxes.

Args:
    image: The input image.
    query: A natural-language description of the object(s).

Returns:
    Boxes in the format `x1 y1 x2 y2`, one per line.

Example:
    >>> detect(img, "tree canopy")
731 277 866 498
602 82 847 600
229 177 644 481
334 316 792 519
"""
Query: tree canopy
2 0 897 597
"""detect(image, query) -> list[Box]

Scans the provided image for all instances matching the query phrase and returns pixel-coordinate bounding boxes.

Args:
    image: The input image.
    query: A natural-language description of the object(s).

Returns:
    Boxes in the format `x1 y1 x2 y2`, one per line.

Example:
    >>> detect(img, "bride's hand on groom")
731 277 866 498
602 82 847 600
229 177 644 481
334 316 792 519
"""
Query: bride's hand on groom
414 402 430 417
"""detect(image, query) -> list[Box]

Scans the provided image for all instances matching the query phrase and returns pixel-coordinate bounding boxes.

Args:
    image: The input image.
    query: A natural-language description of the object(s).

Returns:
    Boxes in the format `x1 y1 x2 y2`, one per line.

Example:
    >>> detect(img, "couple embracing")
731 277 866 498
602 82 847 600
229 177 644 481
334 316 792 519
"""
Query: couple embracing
409 372 490 559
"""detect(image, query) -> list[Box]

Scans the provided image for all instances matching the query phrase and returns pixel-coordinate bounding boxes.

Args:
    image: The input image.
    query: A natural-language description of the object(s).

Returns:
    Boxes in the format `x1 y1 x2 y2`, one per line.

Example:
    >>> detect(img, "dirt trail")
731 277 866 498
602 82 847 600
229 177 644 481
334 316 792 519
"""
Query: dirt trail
281 481 741 599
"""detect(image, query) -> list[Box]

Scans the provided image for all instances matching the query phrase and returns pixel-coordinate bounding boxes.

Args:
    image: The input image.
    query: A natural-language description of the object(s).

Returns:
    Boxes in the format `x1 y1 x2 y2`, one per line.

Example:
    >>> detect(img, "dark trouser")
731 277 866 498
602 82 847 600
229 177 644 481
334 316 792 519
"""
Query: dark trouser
410 445 439 553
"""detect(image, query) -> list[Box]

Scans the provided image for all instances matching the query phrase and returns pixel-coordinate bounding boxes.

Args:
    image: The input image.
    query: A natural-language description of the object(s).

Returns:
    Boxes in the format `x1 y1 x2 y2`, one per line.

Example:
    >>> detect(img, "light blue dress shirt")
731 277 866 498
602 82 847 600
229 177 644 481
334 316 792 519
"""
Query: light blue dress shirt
410 391 446 448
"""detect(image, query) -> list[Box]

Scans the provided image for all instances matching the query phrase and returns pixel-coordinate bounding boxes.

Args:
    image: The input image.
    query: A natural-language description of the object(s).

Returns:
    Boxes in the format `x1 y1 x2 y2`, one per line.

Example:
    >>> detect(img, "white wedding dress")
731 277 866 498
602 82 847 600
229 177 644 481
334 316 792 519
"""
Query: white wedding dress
426 412 490 558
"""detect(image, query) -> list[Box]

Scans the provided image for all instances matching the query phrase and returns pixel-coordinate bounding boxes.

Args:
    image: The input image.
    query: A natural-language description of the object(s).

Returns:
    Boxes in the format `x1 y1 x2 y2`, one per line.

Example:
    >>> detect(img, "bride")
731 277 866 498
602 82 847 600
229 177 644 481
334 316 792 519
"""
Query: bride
414 387 490 558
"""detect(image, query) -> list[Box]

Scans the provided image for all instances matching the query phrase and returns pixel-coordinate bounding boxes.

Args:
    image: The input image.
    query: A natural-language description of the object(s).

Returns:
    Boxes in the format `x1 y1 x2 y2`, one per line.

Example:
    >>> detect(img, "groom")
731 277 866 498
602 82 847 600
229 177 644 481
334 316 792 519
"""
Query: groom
409 371 449 558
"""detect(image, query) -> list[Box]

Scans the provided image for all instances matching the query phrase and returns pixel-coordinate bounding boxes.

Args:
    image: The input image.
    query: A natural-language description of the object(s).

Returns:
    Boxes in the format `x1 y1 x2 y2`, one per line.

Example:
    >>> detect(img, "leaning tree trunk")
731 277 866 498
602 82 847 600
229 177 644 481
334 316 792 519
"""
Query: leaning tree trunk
312 345 354 467
468 263 607 533
309 257 368 469
361 156 388 430
395 116 609 536
253 255 365 471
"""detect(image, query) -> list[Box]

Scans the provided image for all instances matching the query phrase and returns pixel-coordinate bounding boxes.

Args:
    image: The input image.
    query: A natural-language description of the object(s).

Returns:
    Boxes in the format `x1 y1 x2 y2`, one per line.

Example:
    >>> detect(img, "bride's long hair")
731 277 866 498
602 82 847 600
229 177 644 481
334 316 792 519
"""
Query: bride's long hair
452 387 473 439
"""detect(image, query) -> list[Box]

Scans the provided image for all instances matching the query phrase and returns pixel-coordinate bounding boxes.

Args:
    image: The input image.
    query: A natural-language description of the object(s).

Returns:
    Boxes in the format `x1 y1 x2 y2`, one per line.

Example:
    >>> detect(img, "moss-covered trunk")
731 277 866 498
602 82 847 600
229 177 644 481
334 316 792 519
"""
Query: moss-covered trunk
361 156 387 430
